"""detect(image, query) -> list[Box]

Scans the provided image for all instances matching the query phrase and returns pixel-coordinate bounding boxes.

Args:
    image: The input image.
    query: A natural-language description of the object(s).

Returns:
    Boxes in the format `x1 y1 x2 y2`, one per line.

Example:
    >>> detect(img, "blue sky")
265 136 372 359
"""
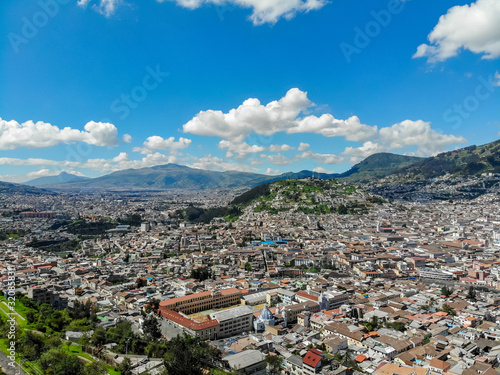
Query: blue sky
1 0 499 182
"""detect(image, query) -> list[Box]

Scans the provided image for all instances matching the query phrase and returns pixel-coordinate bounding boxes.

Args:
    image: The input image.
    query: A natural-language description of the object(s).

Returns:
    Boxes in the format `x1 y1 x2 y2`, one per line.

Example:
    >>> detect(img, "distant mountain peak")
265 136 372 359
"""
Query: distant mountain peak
25 172 90 186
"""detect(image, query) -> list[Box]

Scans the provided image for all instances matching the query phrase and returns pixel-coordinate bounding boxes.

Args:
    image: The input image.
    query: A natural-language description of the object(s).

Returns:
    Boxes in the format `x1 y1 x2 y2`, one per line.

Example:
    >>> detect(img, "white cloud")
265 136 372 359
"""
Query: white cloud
378 120 466 156
183 89 374 143
495 71 500 86
264 168 280 175
414 0 500 62
298 142 310 151
0 152 177 176
0 118 119 150
313 167 336 174
261 150 344 166
183 89 465 168
342 120 467 163
298 150 344 165
342 141 388 163
157 0 327 25
183 88 312 140
189 154 253 172
123 134 133 143
77 0 92 6
133 136 192 154
26 169 60 178
78 0 123 17
218 140 265 158
261 153 296 166
289 114 378 142
269 144 294 152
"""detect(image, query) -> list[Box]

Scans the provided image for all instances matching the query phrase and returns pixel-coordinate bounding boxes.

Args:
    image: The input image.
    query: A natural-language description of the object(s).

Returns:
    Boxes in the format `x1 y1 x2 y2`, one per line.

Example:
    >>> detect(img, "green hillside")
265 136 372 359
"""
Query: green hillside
391 140 500 180
232 178 385 215
0 181 54 195
338 153 424 182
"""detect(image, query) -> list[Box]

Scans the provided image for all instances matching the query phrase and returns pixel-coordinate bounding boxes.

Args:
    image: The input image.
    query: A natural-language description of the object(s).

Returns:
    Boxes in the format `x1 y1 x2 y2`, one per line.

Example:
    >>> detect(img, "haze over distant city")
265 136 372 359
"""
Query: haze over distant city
1 0 500 182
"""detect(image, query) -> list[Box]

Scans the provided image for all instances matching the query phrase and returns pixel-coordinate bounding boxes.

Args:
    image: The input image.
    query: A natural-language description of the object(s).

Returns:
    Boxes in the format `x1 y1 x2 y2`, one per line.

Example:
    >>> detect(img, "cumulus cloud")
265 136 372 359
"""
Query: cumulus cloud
313 167 336 174
269 144 295 152
157 0 327 25
495 71 500 86
218 140 265 158
133 136 192 154
298 150 344 165
342 120 467 163
0 118 118 150
261 150 344 166
77 0 92 6
26 169 60 178
78 0 123 17
298 142 310 151
183 88 312 140
264 168 280 175
183 89 466 168
342 141 388 163
123 134 133 143
378 120 466 155
189 154 253 172
183 89 375 142
261 153 296 166
289 114 378 142
0 152 177 176
413 0 500 62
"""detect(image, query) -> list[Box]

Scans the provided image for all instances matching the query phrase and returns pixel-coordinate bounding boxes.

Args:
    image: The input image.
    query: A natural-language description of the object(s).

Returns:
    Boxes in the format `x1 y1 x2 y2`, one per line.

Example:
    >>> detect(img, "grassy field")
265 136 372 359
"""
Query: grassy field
0 296 27 328
210 368 234 375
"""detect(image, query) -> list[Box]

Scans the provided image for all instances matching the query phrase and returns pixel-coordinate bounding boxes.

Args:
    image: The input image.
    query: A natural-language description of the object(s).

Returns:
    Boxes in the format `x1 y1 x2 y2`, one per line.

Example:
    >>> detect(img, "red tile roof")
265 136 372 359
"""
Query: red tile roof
303 350 322 368
356 354 367 363
159 291 212 307
158 307 219 331
296 291 318 302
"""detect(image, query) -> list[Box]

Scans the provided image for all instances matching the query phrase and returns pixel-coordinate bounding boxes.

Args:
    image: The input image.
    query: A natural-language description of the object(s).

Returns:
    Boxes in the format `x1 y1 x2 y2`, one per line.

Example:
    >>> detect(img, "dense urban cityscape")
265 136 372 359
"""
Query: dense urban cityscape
3 0 499 374
2 173 500 375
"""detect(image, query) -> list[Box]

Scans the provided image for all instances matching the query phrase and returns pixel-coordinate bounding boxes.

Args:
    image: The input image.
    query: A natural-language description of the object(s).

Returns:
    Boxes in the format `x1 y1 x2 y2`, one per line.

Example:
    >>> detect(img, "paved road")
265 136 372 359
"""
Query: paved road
0 350 26 375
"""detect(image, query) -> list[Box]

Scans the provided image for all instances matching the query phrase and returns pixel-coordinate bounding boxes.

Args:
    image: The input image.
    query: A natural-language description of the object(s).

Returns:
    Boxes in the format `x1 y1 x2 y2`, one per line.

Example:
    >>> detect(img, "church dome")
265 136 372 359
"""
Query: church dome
259 304 274 321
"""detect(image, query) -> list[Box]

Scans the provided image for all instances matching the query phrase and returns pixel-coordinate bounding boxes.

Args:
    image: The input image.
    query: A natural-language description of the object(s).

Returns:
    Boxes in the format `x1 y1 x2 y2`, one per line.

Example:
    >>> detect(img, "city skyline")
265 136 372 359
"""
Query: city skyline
1 0 499 182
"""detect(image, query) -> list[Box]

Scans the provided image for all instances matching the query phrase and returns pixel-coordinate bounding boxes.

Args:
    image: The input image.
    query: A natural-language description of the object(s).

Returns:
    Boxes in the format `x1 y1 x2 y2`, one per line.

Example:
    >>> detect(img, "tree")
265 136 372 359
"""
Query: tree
40 349 84 375
441 285 452 297
78 333 91 349
83 362 107 375
190 267 211 282
265 354 282 375
467 286 476 300
118 358 133 375
441 304 457 316
163 334 221 375
244 262 252 272
145 298 161 314
91 327 106 347
337 204 348 215
143 315 162 341
136 278 148 288
20 330 45 360
423 333 432 345
342 348 354 367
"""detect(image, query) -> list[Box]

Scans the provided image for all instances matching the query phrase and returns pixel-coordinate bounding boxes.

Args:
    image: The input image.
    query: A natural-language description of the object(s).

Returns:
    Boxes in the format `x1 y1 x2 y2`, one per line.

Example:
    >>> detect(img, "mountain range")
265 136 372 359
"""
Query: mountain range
21 152 426 192
9 138 500 194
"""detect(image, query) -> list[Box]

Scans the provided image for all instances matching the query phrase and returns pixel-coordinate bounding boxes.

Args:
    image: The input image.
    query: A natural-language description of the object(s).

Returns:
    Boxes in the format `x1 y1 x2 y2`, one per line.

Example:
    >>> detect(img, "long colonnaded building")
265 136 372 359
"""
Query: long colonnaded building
159 287 242 314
